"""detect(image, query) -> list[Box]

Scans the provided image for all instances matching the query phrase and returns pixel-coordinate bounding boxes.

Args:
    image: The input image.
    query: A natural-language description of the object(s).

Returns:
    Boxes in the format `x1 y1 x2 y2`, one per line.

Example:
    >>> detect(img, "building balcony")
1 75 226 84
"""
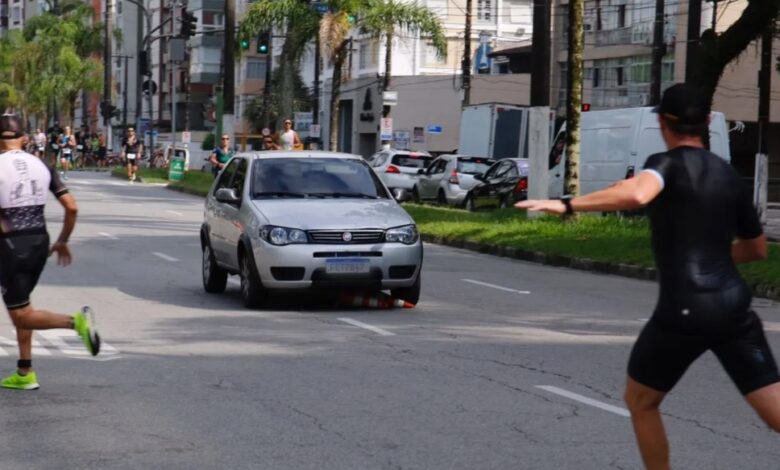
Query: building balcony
188 0 223 12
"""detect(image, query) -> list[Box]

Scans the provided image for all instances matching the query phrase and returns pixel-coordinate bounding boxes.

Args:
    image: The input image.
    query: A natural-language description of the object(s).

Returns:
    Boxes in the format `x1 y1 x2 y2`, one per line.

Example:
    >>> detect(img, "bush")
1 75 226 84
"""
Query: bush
201 133 215 151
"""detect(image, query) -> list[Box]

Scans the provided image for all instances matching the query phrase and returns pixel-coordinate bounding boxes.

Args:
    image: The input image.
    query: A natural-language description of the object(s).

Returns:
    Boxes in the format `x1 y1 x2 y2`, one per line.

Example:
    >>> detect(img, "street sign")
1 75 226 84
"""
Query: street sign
310 124 321 138
380 118 393 141
182 131 191 144
142 80 158 96
427 125 443 134
382 91 398 107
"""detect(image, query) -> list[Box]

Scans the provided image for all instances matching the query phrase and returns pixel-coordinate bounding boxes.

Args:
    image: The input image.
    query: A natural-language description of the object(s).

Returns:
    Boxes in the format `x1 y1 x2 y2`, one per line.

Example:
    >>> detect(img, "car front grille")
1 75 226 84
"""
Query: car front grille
308 230 385 244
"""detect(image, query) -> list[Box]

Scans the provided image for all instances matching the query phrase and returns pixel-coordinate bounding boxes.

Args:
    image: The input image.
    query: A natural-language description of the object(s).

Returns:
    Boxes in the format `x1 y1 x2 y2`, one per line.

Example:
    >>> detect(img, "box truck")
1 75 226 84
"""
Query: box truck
458 103 554 160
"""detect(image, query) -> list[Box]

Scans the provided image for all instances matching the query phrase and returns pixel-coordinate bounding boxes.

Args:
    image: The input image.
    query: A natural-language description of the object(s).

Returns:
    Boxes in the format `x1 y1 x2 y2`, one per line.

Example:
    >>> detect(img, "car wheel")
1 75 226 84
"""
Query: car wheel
498 196 509 209
437 189 447 205
391 272 421 306
240 250 268 309
202 243 228 293
464 195 476 212
412 186 421 204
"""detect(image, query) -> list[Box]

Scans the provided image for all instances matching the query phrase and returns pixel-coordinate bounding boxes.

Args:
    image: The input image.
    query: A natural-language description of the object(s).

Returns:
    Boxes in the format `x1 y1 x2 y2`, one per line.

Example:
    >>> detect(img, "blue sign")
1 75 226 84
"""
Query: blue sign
311 2 329 14
475 43 492 72
427 125 443 135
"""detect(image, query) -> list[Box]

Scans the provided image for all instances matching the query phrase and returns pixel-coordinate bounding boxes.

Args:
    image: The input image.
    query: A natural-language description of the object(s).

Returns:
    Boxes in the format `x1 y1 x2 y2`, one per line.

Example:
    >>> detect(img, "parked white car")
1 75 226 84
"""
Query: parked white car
412 154 494 207
367 149 432 201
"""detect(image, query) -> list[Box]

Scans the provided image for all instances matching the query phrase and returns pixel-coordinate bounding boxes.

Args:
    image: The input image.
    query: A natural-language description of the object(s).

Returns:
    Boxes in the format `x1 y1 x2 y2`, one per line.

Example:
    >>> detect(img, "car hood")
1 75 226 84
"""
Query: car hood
251 199 414 230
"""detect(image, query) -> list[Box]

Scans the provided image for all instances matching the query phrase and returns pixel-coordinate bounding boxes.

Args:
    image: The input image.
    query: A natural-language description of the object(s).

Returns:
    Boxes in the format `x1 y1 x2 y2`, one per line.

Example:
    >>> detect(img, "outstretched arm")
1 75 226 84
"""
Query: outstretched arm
50 193 77 266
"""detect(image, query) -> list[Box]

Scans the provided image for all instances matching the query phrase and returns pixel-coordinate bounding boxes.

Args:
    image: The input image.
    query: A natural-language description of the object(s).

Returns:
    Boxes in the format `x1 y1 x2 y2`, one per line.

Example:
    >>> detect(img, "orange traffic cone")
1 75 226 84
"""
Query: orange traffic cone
337 291 416 309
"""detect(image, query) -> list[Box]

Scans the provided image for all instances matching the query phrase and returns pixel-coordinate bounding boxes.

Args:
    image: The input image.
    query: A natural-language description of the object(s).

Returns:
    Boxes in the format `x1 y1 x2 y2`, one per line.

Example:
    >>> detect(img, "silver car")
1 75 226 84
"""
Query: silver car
367 149 432 201
412 154 495 207
201 151 423 308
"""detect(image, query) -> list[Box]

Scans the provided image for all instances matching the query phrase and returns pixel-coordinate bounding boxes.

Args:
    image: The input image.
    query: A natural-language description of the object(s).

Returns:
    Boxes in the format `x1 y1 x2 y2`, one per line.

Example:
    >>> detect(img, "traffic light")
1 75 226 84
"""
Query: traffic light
257 31 270 54
347 13 357 24
240 38 250 50
139 50 150 76
180 9 197 38
100 102 120 120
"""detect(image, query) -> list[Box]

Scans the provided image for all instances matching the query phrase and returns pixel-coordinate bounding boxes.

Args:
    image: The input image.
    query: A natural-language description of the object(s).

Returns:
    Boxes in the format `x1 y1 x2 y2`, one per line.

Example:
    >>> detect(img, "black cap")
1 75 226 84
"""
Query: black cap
652 83 710 125
0 114 24 139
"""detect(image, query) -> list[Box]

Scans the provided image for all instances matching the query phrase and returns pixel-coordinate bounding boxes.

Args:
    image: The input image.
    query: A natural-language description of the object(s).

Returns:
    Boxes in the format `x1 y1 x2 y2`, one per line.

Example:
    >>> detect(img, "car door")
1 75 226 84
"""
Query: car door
209 158 240 263
478 160 511 208
497 162 522 205
222 158 249 270
419 158 446 199
471 161 498 208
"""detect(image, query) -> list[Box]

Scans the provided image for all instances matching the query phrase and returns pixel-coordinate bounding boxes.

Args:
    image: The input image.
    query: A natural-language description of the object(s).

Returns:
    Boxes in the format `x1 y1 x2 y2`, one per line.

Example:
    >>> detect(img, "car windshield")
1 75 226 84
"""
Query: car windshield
391 154 432 169
457 157 493 175
252 157 390 199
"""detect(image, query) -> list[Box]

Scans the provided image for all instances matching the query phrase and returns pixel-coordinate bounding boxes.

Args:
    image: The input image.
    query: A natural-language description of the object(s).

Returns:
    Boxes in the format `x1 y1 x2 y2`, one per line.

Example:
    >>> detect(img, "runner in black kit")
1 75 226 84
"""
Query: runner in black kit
517 84 779 469
121 127 143 183
0 114 100 391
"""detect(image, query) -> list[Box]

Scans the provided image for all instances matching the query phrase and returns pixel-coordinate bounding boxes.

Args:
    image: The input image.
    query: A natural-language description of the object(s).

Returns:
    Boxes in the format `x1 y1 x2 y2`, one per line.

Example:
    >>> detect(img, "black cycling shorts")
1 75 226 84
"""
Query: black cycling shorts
0 231 50 310
628 311 780 395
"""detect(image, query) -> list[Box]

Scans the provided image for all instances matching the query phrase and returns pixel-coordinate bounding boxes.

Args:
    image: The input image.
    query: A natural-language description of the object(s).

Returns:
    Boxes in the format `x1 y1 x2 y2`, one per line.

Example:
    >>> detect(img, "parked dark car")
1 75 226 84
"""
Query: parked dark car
463 158 529 211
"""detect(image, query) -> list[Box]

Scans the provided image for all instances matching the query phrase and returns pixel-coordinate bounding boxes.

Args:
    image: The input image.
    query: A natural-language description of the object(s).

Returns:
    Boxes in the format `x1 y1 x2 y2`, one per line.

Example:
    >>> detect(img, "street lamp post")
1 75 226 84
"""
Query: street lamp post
122 0 155 156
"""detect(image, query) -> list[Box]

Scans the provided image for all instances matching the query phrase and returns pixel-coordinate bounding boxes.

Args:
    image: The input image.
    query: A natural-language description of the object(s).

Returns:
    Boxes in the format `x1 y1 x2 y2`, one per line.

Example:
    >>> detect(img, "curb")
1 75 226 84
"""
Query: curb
420 234 780 303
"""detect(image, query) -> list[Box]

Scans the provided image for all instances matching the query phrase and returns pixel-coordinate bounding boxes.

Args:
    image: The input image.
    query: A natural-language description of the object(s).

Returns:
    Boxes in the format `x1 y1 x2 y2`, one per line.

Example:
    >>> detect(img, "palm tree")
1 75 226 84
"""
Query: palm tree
319 10 353 151
359 0 446 92
239 0 319 129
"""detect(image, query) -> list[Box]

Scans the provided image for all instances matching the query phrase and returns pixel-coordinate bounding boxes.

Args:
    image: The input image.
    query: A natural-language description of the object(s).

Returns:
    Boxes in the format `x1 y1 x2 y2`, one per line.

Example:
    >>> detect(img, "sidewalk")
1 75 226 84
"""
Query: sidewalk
767 204 780 242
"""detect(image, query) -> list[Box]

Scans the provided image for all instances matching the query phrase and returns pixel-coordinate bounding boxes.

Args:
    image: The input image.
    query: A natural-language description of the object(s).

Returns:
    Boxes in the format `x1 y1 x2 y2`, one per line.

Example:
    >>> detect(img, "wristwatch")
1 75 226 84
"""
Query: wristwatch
561 196 574 215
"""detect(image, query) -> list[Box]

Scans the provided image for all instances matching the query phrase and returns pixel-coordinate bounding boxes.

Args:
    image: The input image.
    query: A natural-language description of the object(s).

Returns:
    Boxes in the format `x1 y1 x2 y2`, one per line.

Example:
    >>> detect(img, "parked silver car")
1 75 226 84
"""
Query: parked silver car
201 151 423 308
367 149 432 201
412 154 495 207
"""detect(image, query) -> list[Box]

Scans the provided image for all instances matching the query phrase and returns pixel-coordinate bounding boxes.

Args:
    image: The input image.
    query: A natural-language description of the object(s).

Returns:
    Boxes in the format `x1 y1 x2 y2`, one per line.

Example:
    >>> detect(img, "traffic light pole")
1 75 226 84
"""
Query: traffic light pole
124 0 156 157
103 0 113 148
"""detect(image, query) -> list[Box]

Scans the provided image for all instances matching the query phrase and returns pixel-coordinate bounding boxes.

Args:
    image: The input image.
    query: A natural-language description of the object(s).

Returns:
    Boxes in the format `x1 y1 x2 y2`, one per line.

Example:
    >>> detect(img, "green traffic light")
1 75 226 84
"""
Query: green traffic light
241 39 250 50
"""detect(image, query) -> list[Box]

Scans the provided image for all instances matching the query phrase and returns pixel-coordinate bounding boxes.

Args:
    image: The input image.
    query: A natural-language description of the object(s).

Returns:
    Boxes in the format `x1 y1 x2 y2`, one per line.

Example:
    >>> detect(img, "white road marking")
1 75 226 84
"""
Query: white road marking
338 318 396 336
98 232 119 240
536 385 630 418
228 277 241 287
69 180 93 185
110 182 125 186
461 278 531 295
0 331 119 360
153 252 179 262
166 210 184 216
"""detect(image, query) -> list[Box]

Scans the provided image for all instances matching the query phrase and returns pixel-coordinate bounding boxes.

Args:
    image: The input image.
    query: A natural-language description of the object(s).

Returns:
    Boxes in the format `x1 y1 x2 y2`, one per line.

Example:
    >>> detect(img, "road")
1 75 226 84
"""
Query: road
1 171 779 469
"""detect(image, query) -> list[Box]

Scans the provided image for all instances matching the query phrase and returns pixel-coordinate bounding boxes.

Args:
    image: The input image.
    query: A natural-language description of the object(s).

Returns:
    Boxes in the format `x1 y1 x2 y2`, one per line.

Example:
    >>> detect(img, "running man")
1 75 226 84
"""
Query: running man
121 127 143 183
517 83 779 469
0 114 99 391
58 125 76 180
278 119 302 151
33 128 46 159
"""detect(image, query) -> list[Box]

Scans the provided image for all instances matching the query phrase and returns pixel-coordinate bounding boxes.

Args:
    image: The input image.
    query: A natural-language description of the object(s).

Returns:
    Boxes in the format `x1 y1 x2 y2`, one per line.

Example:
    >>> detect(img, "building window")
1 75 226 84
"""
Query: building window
593 68 600 88
11 6 21 24
245 59 267 80
617 5 626 28
616 67 624 86
477 0 492 21
359 40 378 69
427 0 447 19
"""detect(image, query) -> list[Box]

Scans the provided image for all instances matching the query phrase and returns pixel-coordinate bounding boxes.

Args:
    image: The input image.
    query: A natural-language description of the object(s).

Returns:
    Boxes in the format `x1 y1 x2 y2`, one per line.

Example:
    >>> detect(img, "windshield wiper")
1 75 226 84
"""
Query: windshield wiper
253 191 307 199
306 192 380 199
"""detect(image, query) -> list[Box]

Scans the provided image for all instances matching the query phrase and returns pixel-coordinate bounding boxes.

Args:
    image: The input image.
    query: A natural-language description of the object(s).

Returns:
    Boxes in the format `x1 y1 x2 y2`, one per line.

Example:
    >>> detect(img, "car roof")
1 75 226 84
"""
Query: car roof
387 149 431 156
240 151 364 160
438 154 493 160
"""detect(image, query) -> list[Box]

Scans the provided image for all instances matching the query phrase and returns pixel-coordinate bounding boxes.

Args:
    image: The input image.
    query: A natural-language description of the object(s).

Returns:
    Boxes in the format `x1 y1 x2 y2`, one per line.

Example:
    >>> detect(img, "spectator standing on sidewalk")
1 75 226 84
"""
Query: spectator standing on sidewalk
208 133 233 176
518 83 779 469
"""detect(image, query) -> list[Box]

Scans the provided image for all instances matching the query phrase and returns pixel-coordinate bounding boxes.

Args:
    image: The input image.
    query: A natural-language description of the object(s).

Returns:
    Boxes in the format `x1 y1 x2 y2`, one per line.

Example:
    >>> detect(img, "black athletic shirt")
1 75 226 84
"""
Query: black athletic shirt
0 149 69 235
642 146 763 328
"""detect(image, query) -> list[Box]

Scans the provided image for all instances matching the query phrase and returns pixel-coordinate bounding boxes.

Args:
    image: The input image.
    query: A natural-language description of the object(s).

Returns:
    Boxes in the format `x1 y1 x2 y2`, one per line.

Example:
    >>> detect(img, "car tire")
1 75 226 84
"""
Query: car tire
412 186 421 204
498 197 509 209
240 249 268 309
464 194 476 212
437 189 447 205
391 272 421 305
202 243 228 293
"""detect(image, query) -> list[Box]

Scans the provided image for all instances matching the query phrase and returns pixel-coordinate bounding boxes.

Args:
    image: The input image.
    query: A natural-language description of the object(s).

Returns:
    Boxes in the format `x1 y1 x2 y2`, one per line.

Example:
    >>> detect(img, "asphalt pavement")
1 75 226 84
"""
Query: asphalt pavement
1 171 779 469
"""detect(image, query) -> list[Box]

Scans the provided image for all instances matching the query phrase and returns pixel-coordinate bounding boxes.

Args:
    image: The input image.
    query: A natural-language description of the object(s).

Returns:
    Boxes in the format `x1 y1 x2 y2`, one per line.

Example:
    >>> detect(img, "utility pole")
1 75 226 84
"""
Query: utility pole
756 24 772 223
650 0 665 105
462 0 473 107
565 0 584 197
685 0 702 83
224 0 236 144
312 33 321 148
261 34 273 130
112 55 132 130
530 0 550 106
171 2 180 158
103 0 113 147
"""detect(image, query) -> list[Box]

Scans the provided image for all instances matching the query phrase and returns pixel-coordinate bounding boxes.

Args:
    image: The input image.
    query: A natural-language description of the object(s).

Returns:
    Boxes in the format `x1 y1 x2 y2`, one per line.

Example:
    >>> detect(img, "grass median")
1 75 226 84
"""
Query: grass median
403 204 780 291
110 166 213 196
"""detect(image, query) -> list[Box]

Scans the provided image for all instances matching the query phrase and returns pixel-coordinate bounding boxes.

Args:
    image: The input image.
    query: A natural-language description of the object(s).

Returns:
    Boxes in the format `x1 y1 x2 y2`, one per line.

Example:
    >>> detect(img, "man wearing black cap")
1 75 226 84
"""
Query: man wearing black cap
0 114 100 391
517 84 778 468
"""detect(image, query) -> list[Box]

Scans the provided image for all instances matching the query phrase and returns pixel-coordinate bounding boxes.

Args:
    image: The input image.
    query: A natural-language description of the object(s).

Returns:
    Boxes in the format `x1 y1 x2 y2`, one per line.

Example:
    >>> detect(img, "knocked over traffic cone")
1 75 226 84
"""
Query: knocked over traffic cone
337 291 416 309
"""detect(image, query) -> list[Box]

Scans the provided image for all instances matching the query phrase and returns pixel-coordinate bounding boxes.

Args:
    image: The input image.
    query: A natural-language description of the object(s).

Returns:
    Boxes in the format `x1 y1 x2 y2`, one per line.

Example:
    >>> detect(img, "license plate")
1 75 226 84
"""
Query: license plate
325 258 370 274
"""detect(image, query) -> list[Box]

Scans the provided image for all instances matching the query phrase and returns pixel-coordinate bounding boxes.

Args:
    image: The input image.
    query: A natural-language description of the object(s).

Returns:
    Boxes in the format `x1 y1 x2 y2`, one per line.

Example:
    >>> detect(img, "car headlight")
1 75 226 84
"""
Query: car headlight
385 224 419 245
260 226 308 246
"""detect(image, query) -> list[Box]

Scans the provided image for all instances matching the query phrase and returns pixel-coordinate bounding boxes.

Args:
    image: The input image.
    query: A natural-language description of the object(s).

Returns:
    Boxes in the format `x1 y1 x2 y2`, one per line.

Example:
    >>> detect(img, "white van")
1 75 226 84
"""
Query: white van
547 107 731 197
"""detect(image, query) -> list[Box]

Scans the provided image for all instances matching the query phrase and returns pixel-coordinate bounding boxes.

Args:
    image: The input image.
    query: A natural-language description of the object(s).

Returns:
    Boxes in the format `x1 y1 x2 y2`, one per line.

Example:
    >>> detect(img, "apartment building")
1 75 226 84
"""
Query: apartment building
554 0 779 200
312 0 535 156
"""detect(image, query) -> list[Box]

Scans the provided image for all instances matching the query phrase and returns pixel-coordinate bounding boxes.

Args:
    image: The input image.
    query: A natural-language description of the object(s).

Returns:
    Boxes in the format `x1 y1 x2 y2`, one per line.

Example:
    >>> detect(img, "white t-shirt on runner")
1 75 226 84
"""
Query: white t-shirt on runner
280 130 296 151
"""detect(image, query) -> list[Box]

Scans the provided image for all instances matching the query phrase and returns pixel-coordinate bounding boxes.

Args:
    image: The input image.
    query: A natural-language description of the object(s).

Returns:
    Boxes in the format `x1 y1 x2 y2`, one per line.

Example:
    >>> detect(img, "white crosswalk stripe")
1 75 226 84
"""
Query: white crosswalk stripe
0 331 120 361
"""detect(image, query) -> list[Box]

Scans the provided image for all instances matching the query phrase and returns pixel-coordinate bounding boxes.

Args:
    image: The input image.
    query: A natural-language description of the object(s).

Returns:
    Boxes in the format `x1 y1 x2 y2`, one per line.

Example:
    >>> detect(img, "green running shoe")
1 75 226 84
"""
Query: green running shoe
73 306 101 356
1 371 40 390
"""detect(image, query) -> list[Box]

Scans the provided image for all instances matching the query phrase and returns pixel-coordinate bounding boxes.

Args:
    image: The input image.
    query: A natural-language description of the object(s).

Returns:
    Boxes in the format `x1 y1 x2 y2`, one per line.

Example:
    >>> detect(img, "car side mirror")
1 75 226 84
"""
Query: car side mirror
474 174 485 182
215 188 240 204
417 169 425 175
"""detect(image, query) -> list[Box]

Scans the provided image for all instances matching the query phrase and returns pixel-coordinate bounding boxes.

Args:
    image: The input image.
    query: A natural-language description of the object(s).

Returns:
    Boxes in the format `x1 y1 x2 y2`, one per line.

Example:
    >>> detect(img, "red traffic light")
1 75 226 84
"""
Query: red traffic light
582 103 591 112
